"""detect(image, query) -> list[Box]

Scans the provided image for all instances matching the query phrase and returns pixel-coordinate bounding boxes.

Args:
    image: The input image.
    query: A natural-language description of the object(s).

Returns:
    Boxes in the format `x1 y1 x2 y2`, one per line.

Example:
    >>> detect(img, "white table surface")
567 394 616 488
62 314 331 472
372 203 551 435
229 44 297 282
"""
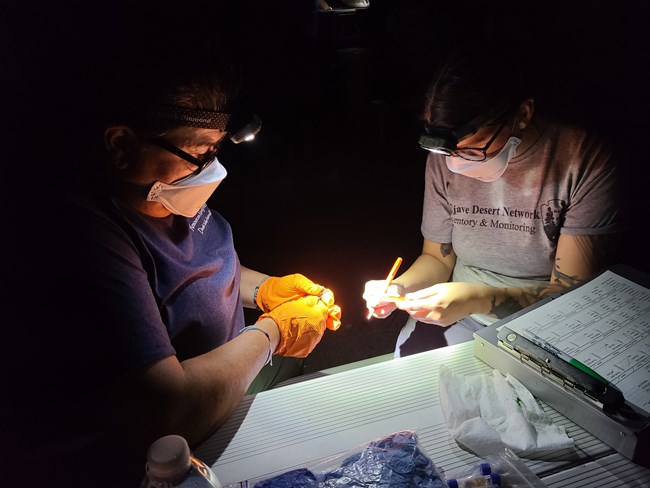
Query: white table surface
195 341 650 487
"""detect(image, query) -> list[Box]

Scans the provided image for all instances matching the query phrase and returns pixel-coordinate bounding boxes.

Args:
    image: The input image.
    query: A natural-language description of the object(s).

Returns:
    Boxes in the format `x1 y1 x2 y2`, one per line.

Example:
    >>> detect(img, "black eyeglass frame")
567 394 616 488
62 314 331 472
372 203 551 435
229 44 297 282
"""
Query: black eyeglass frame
442 120 508 162
419 99 517 161
143 115 262 173
147 135 226 174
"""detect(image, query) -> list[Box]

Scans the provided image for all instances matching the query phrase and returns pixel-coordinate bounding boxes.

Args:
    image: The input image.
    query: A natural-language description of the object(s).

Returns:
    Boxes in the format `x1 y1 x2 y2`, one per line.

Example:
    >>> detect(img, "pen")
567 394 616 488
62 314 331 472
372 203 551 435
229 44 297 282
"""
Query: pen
522 328 610 384
367 257 403 319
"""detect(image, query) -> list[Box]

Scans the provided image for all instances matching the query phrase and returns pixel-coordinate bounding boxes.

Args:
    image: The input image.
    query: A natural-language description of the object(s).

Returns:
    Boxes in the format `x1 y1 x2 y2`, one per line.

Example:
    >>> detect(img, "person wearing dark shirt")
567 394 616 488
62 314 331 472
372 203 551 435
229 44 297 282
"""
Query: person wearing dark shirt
5 25 341 488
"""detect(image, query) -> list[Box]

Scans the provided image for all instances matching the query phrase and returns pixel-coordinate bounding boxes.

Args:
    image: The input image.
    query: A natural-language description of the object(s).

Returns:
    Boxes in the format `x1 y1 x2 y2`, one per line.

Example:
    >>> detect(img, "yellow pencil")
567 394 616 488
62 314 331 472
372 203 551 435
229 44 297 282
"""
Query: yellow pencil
367 257 403 319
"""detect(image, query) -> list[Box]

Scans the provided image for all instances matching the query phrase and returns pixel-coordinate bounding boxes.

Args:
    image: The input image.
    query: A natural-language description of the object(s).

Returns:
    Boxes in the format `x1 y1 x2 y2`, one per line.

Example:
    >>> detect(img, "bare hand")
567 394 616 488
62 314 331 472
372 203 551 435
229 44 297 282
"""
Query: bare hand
363 280 405 319
394 282 488 326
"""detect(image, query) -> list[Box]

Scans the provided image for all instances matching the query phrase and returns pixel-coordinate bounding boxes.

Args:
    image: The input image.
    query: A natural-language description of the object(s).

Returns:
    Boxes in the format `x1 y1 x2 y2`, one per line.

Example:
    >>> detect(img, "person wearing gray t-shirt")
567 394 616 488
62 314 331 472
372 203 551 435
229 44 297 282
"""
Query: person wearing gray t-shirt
363 43 625 356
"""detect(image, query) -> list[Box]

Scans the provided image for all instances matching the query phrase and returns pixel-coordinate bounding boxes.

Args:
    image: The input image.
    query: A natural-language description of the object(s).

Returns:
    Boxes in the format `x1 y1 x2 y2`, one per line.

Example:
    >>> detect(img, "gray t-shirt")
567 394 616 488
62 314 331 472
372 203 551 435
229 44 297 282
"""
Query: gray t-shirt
421 121 624 324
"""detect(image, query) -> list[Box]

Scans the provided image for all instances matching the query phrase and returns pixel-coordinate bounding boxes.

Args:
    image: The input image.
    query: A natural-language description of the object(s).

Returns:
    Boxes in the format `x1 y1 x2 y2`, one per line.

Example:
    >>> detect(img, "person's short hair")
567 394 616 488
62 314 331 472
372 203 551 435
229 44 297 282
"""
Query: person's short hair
74 6 244 136
106 40 242 134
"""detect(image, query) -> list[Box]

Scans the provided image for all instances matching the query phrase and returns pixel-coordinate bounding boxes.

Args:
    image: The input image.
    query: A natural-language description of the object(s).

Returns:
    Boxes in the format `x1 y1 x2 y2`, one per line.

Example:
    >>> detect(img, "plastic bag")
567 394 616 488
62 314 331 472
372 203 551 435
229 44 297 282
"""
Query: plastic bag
252 430 446 487
442 448 547 488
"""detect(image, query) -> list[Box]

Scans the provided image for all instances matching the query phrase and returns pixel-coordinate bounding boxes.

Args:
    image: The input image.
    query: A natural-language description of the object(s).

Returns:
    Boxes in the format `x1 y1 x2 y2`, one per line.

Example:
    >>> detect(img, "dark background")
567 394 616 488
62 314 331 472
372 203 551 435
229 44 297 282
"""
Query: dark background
6 1 650 373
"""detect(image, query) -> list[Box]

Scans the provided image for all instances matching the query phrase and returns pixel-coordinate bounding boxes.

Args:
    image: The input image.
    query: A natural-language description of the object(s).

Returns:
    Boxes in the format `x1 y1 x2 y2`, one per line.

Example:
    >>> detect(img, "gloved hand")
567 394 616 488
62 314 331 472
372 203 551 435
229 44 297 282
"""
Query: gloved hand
256 273 324 312
320 288 343 331
258 295 331 358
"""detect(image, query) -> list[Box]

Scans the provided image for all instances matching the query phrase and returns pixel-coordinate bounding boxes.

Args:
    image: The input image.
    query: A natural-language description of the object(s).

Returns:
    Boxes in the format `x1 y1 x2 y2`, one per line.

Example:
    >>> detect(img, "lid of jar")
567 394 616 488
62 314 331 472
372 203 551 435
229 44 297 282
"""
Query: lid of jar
146 434 192 481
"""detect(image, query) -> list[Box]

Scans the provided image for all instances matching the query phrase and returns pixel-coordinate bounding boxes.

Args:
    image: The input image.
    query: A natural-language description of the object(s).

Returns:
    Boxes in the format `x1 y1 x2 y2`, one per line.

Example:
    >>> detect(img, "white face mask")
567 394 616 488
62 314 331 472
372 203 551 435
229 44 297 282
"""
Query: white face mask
446 136 521 182
146 157 228 217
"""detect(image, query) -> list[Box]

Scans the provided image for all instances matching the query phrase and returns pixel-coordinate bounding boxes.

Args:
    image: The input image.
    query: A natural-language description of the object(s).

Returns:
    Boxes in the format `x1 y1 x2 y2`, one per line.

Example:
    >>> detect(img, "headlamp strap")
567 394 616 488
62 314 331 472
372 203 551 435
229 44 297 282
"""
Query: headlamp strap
146 105 231 131
421 99 517 152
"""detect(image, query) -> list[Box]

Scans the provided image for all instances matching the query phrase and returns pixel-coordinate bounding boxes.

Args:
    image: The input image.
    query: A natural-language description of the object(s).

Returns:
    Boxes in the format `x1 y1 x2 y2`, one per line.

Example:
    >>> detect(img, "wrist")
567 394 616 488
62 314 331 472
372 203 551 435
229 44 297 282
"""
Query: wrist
254 317 281 352
480 284 503 315
254 275 270 311
240 322 279 366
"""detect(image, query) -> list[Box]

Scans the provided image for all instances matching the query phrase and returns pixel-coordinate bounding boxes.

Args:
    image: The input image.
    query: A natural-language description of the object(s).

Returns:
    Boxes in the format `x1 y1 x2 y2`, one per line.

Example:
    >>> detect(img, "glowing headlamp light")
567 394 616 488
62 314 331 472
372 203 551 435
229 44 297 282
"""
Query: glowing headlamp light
418 130 458 156
418 99 516 154
229 115 262 144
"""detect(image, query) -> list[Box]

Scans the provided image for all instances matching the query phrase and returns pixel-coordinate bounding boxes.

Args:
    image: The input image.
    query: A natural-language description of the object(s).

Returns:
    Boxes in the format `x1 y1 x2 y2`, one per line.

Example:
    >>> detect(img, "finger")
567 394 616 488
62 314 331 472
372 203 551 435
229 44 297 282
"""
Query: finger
302 295 321 307
404 288 441 300
320 288 335 307
394 297 432 310
329 304 341 319
385 283 402 297
366 306 375 320
362 280 388 299
327 316 342 331
370 303 396 318
383 295 405 303
393 299 419 310
294 274 325 296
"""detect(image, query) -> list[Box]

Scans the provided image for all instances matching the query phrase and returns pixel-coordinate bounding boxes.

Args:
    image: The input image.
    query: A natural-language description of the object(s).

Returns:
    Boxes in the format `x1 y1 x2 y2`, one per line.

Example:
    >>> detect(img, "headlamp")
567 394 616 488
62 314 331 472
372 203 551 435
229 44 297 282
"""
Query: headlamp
229 115 262 144
145 105 262 146
418 99 515 154
418 129 458 156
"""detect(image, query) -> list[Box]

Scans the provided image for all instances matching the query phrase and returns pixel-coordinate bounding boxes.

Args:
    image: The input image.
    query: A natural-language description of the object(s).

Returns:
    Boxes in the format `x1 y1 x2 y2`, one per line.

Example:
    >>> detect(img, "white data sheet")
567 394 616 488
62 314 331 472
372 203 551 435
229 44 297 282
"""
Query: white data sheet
505 270 650 415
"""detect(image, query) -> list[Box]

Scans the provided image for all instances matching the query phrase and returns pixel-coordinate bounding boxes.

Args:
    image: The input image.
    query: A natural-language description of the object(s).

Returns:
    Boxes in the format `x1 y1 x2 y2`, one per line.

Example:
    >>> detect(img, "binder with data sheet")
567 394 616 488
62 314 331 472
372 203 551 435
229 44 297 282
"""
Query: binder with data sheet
473 264 650 466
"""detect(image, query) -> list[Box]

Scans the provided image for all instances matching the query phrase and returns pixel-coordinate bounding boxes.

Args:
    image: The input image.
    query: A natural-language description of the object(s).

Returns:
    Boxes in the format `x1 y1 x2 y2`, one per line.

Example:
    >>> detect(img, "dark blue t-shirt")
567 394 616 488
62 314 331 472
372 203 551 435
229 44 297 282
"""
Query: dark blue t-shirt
54 193 244 395
6 194 244 488
108 199 244 365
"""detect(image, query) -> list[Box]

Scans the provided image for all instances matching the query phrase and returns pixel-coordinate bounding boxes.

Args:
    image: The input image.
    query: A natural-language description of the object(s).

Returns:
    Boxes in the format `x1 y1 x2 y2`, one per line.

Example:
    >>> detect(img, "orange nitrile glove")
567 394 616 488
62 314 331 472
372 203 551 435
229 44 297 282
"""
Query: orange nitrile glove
256 273 325 313
257 295 330 358
320 288 342 331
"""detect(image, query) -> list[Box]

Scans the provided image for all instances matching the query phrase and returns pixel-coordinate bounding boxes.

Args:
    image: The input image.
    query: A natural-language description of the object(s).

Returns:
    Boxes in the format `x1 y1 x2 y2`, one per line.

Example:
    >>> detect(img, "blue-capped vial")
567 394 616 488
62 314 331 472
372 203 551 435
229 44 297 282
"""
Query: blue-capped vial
446 470 501 488
479 463 491 475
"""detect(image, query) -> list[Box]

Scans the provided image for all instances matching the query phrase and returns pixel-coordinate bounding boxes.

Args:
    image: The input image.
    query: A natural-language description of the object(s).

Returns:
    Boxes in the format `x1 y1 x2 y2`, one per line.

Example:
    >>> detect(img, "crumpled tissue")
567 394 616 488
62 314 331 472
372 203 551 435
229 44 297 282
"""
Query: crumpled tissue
438 364 574 456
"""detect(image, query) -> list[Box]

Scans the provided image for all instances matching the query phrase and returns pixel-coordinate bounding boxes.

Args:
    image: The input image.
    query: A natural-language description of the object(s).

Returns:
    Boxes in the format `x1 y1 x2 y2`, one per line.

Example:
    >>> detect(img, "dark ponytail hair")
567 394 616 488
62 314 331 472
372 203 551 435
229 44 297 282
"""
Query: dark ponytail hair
422 41 534 130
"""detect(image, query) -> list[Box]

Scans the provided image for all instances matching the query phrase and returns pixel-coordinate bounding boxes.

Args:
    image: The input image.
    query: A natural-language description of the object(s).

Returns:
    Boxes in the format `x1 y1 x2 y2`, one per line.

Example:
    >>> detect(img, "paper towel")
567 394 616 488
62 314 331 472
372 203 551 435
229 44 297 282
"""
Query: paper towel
438 364 574 456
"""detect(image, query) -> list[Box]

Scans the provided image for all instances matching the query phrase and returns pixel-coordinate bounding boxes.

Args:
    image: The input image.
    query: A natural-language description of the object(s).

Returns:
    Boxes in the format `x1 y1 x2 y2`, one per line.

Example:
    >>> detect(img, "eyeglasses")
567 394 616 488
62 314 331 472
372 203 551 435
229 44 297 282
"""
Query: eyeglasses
143 115 262 173
147 134 227 174
437 120 507 161
419 100 517 160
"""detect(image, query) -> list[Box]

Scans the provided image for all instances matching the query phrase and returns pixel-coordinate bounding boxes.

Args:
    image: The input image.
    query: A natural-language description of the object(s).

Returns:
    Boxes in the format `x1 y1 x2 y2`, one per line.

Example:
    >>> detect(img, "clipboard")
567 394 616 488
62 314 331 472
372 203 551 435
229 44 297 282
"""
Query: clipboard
473 264 650 466
496 325 625 412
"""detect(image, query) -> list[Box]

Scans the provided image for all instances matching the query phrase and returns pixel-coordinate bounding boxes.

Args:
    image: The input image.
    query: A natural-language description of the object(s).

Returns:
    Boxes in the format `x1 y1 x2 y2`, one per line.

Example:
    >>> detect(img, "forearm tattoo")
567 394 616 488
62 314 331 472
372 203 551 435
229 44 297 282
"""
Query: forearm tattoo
488 262 582 320
490 289 522 318
440 243 452 257
551 266 580 287
489 286 547 319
